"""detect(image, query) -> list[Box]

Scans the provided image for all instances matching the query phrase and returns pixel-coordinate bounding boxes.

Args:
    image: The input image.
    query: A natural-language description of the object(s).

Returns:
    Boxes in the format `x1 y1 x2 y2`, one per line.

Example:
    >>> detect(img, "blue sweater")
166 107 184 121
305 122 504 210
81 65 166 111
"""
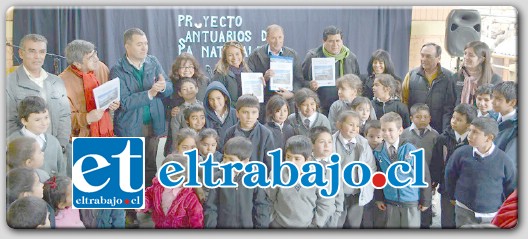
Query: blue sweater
494 114 518 169
445 145 515 213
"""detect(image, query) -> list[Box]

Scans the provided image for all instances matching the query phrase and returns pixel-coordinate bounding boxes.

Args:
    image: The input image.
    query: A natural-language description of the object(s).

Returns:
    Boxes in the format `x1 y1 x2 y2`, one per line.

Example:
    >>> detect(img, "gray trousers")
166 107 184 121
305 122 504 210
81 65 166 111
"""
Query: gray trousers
455 204 494 228
385 203 420 228
440 193 456 228
338 194 364 228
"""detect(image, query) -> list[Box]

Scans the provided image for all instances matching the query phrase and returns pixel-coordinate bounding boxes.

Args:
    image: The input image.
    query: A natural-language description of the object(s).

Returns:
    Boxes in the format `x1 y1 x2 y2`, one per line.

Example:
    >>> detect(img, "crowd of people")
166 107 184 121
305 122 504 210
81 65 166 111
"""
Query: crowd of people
6 24 517 229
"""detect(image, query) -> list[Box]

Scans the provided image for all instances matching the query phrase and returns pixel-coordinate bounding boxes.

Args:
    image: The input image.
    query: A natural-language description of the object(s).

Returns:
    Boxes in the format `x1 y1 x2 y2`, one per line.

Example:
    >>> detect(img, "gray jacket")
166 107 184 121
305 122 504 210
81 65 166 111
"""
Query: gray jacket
6 66 71 147
267 171 335 228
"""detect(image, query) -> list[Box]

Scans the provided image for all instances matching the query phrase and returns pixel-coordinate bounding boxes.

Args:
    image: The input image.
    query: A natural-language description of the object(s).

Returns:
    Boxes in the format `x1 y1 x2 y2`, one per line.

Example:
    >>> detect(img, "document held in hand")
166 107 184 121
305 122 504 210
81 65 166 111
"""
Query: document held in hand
93 77 120 110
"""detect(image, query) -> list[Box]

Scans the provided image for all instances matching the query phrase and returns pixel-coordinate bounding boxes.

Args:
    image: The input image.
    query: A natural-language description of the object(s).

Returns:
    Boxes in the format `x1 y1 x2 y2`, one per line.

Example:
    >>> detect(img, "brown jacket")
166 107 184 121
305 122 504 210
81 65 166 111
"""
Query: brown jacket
59 61 110 139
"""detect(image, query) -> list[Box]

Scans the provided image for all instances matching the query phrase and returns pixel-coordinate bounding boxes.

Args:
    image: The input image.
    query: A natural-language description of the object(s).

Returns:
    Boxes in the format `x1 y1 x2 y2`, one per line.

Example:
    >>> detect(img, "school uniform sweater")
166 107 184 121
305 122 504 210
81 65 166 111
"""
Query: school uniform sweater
445 145 516 213
400 124 439 166
287 112 331 137
224 122 275 170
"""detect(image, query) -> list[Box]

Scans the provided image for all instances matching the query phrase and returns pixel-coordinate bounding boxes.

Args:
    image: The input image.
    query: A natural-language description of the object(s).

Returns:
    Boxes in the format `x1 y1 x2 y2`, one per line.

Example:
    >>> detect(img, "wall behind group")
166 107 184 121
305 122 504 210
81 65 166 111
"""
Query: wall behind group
11 7 412 80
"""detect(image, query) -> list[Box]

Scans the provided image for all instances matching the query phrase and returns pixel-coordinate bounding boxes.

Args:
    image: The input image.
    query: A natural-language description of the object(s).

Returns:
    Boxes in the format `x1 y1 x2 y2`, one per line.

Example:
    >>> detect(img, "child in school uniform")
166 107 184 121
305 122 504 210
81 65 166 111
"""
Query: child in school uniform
224 94 275 171
165 78 203 156
197 128 223 163
350 96 376 136
332 110 376 228
288 88 331 137
267 135 335 228
204 137 270 228
7 96 65 177
361 120 387 228
264 95 295 150
373 112 432 228
492 81 517 170
203 81 238 152
430 103 477 229
400 103 439 228
308 126 344 228
7 137 49 182
371 74 411 128
328 74 362 132
475 84 499 120
183 105 206 133
445 117 515 228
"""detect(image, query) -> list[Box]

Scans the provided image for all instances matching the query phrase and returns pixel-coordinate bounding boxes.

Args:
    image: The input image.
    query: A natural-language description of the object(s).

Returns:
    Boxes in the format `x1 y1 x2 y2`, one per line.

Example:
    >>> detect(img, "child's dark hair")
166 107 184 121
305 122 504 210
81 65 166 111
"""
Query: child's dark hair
475 83 495 98
337 110 360 124
410 103 430 116
364 120 381 134
7 137 38 170
162 154 189 173
43 176 72 215
7 168 38 205
173 128 198 152
223 136 252 160
176 77 198 92
374 73 398 98
285 135 313 161
294 88 320 109
454 103 478 124
236 94 260 111
380 112 403 128
198 128 220 144
184 104 205 122
309 126 332 144
7 196 49 228
471 117 499 139
266 95 289 123
18 95 48 121
336 74 363 96
350 96 371 110
493 81 517 102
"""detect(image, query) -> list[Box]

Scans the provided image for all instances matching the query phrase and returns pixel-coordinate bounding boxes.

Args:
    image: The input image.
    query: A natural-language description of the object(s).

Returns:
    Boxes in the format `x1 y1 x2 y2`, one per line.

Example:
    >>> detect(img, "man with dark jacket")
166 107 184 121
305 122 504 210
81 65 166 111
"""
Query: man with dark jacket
302 25 361 116
110 28 173 187
401 43 456 133
247 24 306 122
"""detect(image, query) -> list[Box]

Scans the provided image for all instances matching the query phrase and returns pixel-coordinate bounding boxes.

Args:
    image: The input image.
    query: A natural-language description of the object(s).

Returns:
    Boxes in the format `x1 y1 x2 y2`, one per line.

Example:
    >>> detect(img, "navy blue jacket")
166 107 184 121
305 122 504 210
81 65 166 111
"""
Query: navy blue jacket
494 114 518 169
373 141 432 206
203 81 238 152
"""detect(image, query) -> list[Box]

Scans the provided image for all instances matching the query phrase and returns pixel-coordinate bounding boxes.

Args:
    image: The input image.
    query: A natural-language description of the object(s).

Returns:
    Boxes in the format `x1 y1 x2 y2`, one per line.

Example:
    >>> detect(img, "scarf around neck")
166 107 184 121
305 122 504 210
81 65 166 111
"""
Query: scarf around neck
323 45 350 77
460 67 480 105
70 65 114 137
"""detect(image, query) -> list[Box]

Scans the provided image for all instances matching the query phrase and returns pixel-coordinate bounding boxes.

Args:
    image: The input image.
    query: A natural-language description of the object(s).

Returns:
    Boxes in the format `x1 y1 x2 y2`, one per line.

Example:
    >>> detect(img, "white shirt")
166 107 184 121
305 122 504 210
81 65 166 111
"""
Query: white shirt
498 109 516 123
385 138 400 155
23 65 48 89
299 112 317 128
454 131 469 143
338 133 357 150
409 123 433 136
21 126 46 149
126 56 145 70
215 109 228 124
472 143 496 158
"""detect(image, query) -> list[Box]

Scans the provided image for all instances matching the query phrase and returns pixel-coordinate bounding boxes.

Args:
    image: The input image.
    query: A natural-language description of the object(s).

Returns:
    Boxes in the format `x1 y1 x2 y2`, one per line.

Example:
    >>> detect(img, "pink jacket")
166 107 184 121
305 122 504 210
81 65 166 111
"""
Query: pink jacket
142 177 204 228
55 207 86 228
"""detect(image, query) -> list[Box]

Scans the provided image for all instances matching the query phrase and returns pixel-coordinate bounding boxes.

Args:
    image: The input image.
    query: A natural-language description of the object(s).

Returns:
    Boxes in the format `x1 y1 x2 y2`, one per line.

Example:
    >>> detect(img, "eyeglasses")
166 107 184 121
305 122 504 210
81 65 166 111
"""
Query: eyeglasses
23 48 47 56
180 66 195 70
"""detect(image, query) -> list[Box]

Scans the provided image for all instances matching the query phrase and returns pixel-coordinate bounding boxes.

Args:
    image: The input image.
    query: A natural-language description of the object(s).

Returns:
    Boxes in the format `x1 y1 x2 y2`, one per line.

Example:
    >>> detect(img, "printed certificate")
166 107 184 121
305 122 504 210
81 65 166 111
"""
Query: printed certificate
241 72 264 103
93 77 120 110
269 55 293 91
311 57 336 87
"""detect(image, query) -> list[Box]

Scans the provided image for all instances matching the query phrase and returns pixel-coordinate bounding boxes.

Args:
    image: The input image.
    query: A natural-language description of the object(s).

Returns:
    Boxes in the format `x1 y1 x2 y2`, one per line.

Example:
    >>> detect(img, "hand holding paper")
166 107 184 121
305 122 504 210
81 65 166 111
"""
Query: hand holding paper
86 109 105 124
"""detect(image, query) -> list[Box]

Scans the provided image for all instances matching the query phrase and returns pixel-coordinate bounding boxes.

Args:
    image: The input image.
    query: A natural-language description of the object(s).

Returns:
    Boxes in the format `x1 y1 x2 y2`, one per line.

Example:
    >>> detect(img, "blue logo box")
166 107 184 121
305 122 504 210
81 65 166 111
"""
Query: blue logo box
72 137 145 209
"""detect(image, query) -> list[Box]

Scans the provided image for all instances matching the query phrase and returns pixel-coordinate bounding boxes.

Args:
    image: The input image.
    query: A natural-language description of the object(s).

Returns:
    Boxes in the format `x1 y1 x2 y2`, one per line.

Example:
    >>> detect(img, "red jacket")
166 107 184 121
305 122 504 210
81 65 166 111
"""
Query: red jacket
142 177 204 228
491 189 517 229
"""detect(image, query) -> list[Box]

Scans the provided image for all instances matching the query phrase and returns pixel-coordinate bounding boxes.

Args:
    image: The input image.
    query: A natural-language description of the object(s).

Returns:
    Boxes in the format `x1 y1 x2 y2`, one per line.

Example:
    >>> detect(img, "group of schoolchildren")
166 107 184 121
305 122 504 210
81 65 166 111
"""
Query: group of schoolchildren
148 70 517 229
6 72 518 229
